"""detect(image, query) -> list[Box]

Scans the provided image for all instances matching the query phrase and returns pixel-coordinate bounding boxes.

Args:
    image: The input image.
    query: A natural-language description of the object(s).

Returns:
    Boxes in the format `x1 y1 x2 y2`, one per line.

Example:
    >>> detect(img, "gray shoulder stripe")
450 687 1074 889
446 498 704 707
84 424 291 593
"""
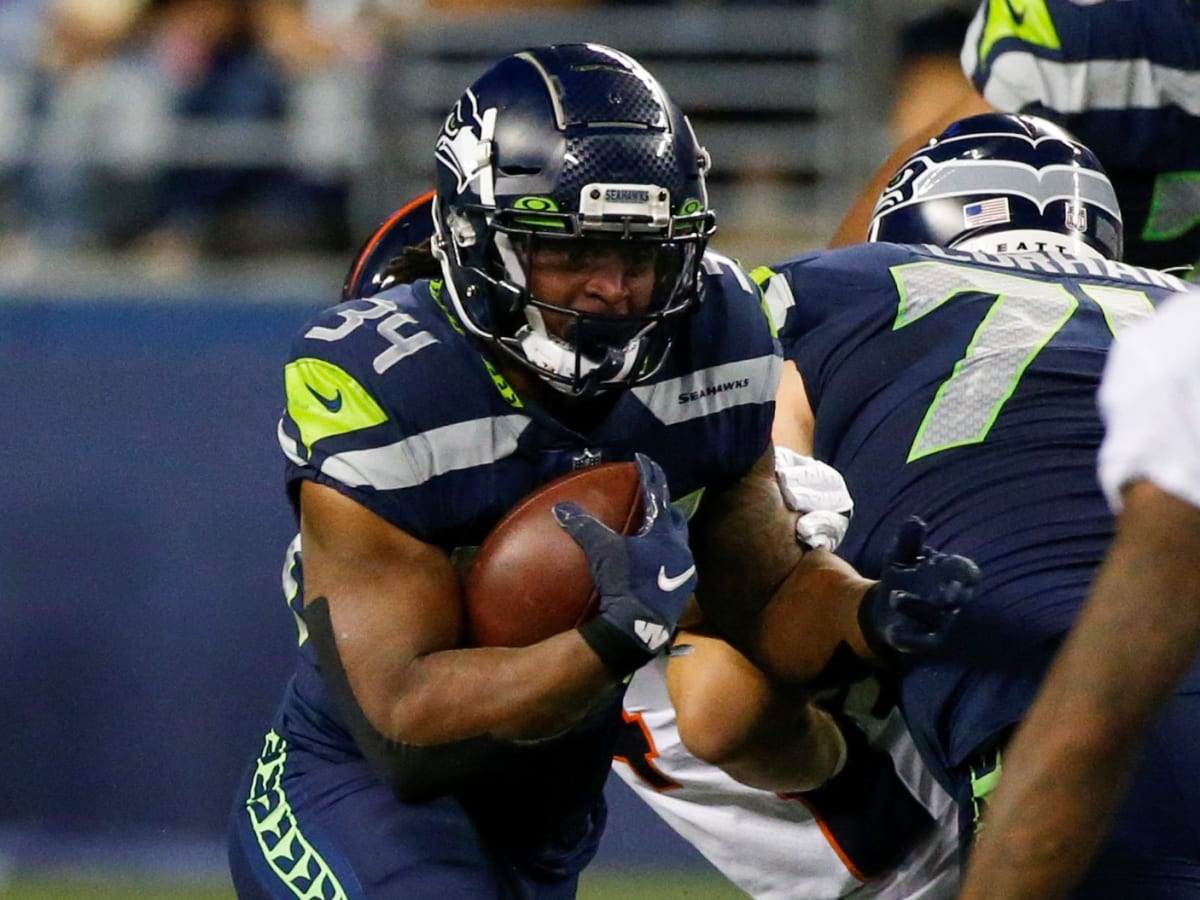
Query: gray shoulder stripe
761 275 796 333
985 55 1200 118
634 356 782 425
319 414 530 490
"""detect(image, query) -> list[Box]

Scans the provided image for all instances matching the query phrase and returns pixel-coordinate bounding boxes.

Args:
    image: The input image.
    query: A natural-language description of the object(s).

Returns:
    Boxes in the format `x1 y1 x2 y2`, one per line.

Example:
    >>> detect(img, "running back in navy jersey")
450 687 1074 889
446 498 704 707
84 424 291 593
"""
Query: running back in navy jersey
763 241 1188 779
271 250 780 864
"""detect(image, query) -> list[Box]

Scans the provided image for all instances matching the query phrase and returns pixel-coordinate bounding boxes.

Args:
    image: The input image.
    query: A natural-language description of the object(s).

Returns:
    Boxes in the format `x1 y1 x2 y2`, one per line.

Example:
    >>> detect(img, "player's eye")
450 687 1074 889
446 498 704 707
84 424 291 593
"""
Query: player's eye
617 245 656 276
530 237 660 277
529 241 583 270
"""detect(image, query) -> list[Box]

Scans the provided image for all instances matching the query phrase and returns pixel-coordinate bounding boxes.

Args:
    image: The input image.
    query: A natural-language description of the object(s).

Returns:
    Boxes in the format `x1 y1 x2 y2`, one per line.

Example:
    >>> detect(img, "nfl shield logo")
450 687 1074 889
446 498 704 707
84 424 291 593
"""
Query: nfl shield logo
1066 205 1088 233
572 449 603 469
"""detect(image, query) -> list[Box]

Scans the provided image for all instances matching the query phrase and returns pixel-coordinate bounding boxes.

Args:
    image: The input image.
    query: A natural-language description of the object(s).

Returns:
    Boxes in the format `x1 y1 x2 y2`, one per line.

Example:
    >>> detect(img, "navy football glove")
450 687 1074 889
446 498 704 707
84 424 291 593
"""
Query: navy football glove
858 516 980 663
555 453 697 678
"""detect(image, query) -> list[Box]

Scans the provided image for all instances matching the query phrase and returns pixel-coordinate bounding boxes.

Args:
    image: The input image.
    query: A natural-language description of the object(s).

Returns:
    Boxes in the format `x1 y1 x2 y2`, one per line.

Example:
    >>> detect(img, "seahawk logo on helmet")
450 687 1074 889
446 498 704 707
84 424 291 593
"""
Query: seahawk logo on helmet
430 42 715 398
869 113 1123 261
435 90 494 199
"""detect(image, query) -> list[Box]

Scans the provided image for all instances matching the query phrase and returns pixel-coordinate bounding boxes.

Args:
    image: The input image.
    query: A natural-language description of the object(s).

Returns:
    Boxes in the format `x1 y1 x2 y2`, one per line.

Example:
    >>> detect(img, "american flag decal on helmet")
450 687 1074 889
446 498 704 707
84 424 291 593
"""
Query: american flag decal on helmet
963 197 1011 229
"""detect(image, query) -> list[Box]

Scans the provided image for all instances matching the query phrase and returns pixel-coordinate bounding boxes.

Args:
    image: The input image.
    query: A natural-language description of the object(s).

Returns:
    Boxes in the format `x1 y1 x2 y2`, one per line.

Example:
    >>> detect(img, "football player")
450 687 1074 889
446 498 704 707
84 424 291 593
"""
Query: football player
738 112 1199 899
225 43 977 899
834 0 1200 276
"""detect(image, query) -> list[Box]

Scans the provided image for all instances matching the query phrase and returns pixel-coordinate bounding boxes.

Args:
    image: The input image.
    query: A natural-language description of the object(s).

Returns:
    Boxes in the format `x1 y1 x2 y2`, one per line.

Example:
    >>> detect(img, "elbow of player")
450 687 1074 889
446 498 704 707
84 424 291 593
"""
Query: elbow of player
675 710 751 769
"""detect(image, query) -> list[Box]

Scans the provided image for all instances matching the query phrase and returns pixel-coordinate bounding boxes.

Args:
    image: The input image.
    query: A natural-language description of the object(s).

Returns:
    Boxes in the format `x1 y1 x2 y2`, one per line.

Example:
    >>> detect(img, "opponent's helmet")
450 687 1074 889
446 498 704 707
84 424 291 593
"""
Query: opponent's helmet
342 190 437 300
868 113 1122 260
431 43 715 397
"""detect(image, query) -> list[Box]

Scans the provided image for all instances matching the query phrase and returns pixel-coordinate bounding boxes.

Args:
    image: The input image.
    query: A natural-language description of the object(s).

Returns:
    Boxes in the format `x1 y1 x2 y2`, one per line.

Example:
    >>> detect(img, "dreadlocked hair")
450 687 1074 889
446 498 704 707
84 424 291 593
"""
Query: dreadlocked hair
381 240 442 286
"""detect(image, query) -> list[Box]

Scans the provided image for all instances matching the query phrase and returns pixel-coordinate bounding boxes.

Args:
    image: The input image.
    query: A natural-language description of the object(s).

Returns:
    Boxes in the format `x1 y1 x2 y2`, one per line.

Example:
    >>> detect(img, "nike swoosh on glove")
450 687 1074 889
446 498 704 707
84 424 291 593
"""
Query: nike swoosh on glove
555 453 697 678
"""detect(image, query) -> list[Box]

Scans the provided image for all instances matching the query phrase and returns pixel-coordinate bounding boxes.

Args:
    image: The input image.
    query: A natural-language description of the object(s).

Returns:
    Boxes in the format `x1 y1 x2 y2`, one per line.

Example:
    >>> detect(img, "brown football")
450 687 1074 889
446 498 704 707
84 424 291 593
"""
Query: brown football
464 462 643 647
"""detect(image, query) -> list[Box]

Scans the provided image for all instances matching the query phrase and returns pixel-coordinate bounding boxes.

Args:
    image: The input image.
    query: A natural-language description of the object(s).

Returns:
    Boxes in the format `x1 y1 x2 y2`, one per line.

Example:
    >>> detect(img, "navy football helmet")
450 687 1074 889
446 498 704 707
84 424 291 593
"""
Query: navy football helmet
431 43 715 397
869 113 1123 260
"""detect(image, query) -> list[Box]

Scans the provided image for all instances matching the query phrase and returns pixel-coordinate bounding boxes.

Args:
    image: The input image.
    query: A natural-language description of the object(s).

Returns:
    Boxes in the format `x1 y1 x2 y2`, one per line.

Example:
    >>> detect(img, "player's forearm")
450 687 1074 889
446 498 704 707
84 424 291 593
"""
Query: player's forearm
753 549 875 684
308 592 612 745
958 689 1142 899
378 631 617 744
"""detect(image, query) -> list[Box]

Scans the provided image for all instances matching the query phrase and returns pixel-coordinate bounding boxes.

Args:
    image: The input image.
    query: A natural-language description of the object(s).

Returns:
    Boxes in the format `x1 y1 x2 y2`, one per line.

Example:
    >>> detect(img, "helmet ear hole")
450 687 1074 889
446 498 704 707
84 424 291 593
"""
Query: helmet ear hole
868 113 1123 261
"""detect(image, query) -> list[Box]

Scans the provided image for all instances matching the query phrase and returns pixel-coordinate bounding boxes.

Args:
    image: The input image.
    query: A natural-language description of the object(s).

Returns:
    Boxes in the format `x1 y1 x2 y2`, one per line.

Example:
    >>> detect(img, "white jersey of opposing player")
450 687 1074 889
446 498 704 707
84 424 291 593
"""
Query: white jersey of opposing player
614 657 960 899
1098 290 1200 513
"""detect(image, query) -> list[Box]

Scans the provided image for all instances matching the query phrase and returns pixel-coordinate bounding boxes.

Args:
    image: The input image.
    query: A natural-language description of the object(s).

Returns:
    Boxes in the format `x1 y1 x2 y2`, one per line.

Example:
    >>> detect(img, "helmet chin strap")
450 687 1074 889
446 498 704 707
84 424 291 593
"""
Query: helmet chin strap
516 307 640 394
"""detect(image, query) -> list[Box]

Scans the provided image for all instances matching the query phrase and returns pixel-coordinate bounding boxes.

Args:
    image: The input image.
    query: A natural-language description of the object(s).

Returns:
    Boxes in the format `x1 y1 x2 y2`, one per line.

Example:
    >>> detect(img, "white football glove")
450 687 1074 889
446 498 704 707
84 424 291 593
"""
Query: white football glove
774 446 854 552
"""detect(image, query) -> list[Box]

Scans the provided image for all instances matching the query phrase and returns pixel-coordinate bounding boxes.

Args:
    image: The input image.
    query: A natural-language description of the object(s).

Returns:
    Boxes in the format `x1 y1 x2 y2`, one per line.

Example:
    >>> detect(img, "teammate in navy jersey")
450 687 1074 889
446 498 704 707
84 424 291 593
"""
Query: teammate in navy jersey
835 0 1200 276
225 43 978 899
756 113 1200 898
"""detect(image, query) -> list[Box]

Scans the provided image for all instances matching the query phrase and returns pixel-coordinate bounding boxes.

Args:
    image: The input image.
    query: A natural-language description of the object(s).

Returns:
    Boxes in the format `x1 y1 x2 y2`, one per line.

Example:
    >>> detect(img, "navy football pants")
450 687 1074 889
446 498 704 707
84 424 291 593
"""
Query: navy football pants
226 727 583 900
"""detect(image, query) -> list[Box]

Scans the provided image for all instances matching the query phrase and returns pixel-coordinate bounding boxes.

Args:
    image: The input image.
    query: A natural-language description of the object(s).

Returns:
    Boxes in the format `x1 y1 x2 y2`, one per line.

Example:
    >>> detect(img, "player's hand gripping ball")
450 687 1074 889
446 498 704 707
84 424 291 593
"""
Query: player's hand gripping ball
464 462 644 647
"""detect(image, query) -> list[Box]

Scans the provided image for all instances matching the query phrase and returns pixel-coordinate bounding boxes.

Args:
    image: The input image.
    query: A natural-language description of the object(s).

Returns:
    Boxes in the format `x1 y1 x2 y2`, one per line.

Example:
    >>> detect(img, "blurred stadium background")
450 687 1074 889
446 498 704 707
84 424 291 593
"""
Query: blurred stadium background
0 0 972 896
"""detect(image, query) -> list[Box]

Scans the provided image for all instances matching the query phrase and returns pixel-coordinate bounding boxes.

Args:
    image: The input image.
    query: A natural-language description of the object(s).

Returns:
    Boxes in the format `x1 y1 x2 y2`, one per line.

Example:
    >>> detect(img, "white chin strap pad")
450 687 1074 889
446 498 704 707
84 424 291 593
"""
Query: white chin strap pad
517 307 640 392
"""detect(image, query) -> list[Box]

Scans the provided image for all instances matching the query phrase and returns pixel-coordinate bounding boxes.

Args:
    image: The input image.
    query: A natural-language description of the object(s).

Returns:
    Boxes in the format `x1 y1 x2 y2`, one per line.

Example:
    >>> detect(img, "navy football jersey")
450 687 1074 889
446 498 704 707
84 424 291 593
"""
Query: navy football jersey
271 250 780 856
963 0 1200 273
763 241 1188 781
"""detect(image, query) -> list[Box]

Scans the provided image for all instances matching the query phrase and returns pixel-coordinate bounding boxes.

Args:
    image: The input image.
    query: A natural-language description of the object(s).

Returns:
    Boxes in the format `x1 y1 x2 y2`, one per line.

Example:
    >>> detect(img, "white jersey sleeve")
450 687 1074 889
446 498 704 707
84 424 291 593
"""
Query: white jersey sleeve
1098 292 1200 512
614 657 960 900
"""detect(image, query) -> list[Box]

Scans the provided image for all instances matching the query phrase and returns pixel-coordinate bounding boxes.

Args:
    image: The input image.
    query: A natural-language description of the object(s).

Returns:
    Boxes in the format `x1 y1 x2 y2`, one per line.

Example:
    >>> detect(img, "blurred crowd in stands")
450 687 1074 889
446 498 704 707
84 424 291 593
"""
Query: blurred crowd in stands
0 0 970 271
0 0 385 267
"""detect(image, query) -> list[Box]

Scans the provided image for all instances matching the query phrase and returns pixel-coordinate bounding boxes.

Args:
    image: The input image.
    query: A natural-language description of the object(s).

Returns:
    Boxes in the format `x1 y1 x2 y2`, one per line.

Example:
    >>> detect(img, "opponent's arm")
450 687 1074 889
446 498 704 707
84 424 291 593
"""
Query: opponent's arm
960 481 1200 900
667 626 845 792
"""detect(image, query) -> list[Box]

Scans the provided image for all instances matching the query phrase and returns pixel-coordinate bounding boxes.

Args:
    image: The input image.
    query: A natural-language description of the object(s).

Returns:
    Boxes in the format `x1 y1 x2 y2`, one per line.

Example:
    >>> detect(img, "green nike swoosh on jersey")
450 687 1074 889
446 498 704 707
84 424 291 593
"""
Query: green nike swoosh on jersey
285 357 388 452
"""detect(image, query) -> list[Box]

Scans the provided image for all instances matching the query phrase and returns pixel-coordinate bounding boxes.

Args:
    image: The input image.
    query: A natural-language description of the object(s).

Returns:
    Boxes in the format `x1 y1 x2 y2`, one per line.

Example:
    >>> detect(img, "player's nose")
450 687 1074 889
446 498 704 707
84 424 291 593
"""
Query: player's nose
580 253 636 313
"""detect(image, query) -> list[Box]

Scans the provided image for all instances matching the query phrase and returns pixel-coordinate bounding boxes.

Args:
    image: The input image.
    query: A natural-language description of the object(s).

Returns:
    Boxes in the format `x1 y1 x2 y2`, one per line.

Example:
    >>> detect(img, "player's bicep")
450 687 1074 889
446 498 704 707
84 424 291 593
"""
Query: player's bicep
691 446 874 684
690 445 802 649
298 479 462 725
